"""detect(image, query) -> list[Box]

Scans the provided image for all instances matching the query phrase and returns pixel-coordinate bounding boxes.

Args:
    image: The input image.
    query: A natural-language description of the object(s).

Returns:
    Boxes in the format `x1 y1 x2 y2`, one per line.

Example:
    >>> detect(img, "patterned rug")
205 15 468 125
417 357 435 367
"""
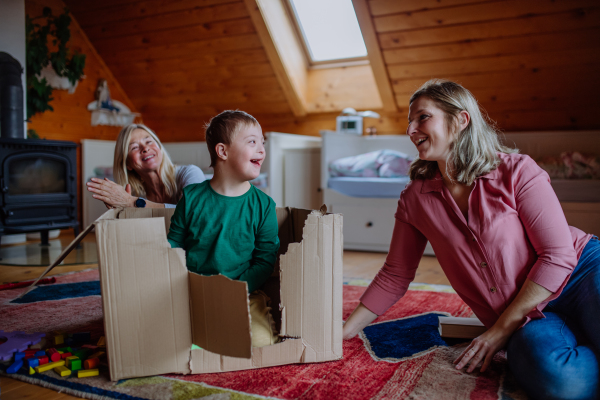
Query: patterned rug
0 270 528 399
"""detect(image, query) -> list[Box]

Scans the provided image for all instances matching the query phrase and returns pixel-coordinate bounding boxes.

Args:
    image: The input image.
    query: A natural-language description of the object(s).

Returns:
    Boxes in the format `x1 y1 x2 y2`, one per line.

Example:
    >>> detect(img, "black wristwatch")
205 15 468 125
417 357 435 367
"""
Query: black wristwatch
135 197 146 208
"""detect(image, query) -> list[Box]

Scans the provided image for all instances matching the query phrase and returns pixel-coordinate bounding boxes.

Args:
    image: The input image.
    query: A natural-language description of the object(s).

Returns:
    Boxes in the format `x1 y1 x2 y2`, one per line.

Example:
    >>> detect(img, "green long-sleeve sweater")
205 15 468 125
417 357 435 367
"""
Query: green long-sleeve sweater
167 181 280 293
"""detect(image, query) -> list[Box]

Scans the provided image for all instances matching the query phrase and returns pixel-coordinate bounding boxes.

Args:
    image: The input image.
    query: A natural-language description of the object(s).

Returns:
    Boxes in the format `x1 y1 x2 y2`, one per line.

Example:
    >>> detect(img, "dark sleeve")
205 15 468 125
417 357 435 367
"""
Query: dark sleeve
167 189 188 249
238 198 280 293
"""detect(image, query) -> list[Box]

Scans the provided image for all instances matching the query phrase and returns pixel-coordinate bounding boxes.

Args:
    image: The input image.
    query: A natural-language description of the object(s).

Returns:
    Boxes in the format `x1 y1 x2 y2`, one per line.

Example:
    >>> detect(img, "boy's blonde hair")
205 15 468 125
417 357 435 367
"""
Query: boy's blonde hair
113 124 179 201
408 79 517 185
204 110 261 167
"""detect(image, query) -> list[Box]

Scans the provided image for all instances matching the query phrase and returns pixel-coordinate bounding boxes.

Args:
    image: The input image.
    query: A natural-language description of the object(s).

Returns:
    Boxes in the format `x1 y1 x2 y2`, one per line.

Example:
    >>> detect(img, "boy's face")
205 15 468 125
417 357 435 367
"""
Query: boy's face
224 124 265 181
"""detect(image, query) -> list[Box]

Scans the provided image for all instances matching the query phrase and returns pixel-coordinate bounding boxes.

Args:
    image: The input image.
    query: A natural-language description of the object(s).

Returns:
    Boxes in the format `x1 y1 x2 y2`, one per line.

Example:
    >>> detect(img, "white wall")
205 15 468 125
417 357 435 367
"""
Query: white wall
0 0 27 137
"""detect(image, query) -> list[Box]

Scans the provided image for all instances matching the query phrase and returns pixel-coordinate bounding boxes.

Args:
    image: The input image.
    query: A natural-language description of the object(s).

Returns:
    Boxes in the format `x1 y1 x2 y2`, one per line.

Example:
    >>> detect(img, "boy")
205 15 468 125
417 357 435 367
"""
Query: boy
167 110 280 347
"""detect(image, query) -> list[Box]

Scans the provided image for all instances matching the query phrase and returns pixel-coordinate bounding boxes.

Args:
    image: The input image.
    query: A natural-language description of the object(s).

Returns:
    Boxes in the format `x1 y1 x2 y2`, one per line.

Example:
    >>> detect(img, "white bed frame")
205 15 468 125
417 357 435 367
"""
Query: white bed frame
320 130 435 255
82 132 321 227
320 130 600 255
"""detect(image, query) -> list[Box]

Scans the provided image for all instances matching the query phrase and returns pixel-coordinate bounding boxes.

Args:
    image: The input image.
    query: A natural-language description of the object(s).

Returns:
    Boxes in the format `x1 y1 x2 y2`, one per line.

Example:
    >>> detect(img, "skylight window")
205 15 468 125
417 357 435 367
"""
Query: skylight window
288 0 368 64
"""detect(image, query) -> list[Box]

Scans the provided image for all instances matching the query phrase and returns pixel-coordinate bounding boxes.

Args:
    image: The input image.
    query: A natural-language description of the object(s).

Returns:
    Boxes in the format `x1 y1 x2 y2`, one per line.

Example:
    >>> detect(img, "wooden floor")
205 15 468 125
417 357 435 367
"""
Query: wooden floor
0 231 449 399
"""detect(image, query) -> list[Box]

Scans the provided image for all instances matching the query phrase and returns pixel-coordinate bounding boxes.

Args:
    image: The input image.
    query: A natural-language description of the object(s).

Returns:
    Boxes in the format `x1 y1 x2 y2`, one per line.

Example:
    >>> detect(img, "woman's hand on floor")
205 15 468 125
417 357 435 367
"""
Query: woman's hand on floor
453 325 511 373
87 178 135 208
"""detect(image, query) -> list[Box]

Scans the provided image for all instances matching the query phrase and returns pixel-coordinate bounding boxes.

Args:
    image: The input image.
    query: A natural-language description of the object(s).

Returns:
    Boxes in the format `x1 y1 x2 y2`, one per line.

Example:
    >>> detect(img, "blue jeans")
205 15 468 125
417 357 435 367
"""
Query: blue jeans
507 237 600 400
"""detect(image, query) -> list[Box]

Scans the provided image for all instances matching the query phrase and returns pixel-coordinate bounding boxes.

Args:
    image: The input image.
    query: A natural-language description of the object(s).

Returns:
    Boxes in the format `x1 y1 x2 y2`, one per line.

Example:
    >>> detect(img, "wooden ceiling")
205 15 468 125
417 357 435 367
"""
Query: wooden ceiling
62 0 600 138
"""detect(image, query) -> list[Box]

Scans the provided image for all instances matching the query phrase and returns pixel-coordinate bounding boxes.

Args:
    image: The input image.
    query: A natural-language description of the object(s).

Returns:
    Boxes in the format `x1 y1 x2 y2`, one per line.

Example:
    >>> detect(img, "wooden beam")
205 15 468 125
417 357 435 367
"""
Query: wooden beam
352 0 397 112
244 0 307 117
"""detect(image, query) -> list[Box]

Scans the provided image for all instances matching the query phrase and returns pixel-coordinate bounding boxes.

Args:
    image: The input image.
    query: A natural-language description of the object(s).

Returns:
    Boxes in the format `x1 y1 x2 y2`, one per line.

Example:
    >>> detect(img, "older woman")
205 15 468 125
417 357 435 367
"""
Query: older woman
87 124 205 208
343 80 599 400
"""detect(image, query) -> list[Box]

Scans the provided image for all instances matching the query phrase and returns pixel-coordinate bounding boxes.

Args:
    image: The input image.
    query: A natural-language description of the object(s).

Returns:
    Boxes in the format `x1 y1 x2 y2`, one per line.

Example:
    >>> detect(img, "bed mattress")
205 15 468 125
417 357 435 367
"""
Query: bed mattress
328 176 411 198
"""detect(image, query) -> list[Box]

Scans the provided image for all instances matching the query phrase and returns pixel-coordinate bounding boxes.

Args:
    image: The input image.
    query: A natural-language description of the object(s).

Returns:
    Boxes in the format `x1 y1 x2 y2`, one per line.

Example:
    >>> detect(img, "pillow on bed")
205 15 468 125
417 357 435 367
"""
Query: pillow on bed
329 150 413 178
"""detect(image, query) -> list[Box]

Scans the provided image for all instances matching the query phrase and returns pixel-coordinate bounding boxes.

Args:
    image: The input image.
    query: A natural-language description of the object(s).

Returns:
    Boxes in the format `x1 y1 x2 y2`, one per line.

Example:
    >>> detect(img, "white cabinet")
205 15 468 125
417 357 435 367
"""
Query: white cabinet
283 148 322 210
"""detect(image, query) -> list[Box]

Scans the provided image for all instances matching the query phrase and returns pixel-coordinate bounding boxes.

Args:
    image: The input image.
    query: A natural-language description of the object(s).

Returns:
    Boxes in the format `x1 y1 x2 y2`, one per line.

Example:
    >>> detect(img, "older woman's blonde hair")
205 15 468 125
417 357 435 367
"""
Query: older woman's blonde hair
113 124 178 201
408 79 517 185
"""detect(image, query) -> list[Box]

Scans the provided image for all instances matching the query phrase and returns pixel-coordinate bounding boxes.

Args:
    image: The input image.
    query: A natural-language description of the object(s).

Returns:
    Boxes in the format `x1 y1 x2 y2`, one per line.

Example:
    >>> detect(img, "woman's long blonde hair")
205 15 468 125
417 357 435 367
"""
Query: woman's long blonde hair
408 79 517 185
113 124 178 201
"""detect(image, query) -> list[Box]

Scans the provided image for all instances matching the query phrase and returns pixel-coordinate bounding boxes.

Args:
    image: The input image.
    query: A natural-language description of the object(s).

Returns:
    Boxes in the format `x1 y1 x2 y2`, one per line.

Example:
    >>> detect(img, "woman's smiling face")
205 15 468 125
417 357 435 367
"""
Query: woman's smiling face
126 128 163 174
407 96 454 162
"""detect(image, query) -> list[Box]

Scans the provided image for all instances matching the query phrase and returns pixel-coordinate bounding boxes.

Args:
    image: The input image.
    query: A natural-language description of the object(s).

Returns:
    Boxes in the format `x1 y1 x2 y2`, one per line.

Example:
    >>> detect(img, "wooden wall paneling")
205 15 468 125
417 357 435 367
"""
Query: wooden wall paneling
71 0 238 27
132 88 288 109
79 2 248 40
378 7 600 49
91 19 257 54
352 0 397 112
368 0 497 16
244 0 308 117
108 50 271 78
373 0 599 33
387 47 600 80
99 34 264 64
126 75 281 99
383 28 600 65
305 65 383 113
391 64 600 95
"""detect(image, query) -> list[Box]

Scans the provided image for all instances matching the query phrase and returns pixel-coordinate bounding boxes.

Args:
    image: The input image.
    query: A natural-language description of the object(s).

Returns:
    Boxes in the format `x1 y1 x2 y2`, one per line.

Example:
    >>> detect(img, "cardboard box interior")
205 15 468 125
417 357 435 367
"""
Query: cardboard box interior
27 206 343 381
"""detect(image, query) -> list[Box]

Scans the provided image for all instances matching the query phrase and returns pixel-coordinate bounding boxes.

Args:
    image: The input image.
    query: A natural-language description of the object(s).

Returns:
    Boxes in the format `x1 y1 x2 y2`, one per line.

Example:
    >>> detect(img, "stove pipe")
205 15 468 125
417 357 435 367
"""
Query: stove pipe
0 52 25 139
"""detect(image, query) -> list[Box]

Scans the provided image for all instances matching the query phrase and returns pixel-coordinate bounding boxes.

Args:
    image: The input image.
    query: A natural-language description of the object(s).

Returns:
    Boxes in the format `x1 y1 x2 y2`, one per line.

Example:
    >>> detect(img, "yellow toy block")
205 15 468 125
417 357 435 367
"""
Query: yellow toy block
35 360 66 373
29 366 35 375
54 334 64 345
54 366 71 377
66 356 79 368
97 336 105 347
77 369 99 378
88 351 105 359
58 350 64 354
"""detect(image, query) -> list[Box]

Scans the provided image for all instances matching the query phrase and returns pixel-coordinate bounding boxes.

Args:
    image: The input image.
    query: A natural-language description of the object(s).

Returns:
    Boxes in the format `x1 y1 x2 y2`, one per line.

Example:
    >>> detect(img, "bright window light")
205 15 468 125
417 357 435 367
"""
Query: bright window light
289 0 367 63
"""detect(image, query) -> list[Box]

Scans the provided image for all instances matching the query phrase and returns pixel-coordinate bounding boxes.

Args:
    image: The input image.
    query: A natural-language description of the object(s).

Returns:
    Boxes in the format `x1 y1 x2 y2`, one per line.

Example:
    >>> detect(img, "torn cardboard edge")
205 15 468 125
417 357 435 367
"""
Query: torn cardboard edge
25 205 343 380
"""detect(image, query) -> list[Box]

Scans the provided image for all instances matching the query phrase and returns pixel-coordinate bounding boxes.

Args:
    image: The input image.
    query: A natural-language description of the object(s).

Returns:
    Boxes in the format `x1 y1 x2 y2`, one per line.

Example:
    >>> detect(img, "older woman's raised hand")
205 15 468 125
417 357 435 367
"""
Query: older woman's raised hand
87 178 136 209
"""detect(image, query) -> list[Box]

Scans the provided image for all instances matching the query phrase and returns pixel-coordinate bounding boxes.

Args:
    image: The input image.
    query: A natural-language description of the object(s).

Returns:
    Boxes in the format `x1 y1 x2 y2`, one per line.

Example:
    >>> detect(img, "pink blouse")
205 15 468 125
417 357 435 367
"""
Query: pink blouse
360 153 592 328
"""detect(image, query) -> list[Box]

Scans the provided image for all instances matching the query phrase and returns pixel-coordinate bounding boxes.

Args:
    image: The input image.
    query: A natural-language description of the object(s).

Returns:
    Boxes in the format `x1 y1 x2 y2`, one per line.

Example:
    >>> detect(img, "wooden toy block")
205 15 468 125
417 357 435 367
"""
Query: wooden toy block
35 360 65 373
7 360 23 374
65 355 78 368
54 334 64 345
27 358 40 368
54 365 71 377
34 351 45 357
88 351 105 359
24 349 36 356
61 352 72 359
97 336 105 347
73 349 90 360
84 357 100 370
57 347 72 353
82 344 98 350
37 356 49 365
70 359 82 371
29 366 35 375
77 368 99 378
14 351 25 360
28 337 47 350
47 348 61 362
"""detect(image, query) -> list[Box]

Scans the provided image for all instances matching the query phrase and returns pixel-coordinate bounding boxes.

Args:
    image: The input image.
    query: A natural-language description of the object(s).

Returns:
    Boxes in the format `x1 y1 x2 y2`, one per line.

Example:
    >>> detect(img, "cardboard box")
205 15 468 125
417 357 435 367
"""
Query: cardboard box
28 207 343 381
438 316 486 339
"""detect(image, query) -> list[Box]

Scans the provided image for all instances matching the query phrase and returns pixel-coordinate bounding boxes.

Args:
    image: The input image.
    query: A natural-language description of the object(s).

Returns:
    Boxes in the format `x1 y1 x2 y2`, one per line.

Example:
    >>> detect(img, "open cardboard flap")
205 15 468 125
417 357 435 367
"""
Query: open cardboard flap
189 273 252 358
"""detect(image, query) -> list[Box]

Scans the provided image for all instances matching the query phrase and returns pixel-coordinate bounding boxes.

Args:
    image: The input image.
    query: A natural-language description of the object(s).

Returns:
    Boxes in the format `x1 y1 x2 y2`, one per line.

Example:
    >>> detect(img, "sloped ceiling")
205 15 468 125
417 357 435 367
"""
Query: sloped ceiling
64 0 600 139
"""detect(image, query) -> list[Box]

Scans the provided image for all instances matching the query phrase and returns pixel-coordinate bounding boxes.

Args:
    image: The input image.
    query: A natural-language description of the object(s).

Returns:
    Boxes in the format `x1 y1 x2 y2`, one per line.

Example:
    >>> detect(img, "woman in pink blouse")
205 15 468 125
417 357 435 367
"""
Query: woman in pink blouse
343 80 599 400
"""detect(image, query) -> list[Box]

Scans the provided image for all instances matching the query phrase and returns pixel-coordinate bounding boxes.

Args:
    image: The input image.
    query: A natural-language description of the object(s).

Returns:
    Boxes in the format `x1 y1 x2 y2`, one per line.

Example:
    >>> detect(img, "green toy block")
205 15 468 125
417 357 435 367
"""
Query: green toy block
57 347 72 353
70 359 82 371
73 349 90 360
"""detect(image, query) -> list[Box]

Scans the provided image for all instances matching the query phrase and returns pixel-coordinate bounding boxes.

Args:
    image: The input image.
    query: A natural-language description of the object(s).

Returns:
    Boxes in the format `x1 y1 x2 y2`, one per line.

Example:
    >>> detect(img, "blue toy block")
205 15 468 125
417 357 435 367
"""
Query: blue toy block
27 358 40 368
7 359 23 374
35 351 46 357
14 352 25 360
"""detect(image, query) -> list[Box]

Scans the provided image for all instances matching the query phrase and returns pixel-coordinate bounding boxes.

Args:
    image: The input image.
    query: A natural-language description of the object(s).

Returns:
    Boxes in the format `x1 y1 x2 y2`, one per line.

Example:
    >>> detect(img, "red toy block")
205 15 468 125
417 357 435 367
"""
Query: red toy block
38 356 49 365
84 357 100 370
82 344 98 350
47 348 61 362
61 352 72 359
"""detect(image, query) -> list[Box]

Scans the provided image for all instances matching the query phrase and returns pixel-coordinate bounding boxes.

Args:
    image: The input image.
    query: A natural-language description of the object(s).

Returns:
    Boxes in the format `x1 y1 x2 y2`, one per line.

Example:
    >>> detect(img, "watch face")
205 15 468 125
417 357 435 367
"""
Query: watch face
135 198 146 208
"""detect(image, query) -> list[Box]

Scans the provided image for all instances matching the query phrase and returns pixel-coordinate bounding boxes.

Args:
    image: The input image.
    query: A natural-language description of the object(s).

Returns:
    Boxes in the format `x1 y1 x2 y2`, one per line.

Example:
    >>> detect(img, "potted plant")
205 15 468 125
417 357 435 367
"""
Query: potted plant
26 7 86 119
